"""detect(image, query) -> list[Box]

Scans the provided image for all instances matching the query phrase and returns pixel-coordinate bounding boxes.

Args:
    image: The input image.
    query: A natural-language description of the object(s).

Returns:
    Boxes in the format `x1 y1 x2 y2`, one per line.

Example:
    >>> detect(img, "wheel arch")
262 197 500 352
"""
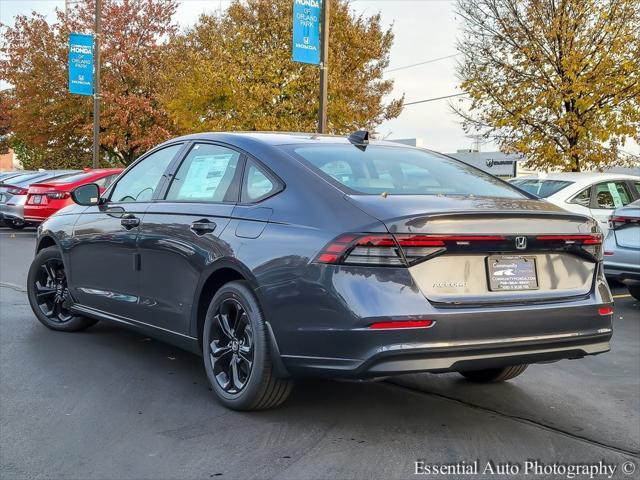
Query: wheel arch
191 259 258 343
191 259 290 377
36 234 60 253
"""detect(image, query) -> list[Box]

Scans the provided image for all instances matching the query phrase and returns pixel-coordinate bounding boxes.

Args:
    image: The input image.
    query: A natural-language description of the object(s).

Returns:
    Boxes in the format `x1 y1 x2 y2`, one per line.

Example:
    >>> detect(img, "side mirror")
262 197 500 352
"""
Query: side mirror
71 183 101 206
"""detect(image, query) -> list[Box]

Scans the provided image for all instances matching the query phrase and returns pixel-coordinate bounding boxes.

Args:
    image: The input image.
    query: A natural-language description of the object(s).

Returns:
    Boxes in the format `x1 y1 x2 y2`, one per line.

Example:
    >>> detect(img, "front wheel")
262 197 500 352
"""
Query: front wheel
459 364 528 383
202 281 293 410
27 246 98 332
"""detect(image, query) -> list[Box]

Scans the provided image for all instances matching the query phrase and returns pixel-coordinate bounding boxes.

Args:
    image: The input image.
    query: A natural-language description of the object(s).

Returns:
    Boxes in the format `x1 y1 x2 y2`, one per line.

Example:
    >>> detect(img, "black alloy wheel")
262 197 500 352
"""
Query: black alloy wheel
209 298 255 394
27 246 98 332
33 257 73 323
202 281 293 410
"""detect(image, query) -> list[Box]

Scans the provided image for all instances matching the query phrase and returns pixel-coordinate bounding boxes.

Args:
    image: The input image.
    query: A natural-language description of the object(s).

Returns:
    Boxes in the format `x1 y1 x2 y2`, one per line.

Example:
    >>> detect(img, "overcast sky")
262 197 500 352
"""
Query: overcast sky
3 0 636 155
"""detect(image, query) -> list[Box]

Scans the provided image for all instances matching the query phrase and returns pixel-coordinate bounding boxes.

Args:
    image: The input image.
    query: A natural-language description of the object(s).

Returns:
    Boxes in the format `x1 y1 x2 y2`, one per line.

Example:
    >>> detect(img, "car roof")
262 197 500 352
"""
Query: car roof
163 131 411 148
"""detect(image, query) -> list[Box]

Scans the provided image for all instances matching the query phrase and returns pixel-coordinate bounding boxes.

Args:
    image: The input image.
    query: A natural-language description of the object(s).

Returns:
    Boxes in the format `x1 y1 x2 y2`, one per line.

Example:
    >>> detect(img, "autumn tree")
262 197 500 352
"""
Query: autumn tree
0 0 178 168
0 89 13 154
455 0 640 171
159 0 403 135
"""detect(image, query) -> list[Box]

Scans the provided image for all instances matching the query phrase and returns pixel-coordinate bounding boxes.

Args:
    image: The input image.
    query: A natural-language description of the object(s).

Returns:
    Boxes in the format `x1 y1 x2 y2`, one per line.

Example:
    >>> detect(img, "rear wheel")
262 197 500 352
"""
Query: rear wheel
459 364 528 383
628 285 640 301
6 219 25 230
27 246 98 332
202 281 293 410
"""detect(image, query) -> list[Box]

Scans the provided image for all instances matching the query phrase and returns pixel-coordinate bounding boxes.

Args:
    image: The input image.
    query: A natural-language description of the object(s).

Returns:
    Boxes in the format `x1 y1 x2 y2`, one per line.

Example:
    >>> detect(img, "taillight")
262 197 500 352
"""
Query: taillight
315 234 504 267
598 306 613 316
46 191 69 200
609 215 640 230
535 234 603 260
7 187 27 195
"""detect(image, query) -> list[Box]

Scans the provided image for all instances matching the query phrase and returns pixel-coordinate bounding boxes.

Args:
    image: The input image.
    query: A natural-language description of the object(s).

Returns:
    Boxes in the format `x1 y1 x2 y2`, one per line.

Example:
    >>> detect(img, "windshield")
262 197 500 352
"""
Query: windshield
511 179 574 198
284 144 525 198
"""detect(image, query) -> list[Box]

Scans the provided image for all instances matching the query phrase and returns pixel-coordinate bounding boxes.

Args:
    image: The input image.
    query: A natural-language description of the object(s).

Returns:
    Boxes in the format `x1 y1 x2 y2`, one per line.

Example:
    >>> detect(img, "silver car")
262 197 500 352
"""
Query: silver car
604 199 640 300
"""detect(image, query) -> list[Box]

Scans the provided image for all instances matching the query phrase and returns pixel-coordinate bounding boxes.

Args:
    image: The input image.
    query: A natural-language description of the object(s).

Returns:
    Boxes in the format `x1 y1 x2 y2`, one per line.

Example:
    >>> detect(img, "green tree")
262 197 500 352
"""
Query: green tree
455 0 640 171
159 0 403 134
0 0 178 168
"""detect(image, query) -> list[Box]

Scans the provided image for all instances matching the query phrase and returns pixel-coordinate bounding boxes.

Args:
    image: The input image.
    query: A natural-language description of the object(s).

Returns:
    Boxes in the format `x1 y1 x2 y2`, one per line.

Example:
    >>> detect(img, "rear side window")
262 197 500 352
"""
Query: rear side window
166 143 241 203
633 182 640 195
95 174 119 189
570 188 591 207
241 160 279 203
284 144 524 198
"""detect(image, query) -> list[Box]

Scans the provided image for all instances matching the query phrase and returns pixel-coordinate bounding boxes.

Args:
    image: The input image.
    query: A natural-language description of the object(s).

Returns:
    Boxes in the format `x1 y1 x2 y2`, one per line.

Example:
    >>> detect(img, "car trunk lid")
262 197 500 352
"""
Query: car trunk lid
346 194 601 305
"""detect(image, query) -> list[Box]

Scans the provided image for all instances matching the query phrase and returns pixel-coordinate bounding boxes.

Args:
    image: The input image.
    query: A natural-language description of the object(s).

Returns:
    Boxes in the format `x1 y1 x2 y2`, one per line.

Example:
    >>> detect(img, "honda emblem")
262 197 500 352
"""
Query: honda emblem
515 236 527 250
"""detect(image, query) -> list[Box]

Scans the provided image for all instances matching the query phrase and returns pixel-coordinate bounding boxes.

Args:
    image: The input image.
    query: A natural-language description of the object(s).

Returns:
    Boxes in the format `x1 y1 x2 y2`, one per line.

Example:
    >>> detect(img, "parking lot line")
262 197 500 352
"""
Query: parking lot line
613 294 632 299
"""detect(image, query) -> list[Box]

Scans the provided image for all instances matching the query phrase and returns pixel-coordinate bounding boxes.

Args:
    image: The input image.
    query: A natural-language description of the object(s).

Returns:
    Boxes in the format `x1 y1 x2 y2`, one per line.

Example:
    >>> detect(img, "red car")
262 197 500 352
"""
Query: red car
24 168 123 223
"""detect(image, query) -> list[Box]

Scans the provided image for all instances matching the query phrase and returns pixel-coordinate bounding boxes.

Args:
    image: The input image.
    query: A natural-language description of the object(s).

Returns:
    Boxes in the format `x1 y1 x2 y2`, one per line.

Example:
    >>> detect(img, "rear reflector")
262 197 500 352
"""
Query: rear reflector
598 306 614 316
369 320 434 329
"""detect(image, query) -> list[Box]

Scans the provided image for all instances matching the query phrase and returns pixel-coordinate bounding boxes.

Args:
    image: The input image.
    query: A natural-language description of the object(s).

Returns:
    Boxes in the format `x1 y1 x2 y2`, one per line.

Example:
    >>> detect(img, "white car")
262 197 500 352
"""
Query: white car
510 173 640 235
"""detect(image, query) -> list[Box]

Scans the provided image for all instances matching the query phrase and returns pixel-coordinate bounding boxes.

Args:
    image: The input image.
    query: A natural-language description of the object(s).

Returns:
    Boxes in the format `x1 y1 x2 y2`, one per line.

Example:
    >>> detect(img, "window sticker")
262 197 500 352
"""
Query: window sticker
606 182 624 208
178 154 234 199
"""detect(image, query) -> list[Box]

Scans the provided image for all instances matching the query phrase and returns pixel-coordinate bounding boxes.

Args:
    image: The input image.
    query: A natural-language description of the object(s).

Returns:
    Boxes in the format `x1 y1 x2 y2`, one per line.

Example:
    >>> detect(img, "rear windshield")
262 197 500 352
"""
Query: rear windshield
47 172 96 184
0 172 47 186
510 179 573 198
283 144 525 198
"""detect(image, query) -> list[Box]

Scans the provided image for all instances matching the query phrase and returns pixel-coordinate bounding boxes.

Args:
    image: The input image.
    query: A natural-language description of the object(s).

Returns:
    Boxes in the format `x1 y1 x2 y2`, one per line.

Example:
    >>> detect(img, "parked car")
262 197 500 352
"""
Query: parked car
28 132 613 410
0 171 32 183
604 199 640 300
24 168 123 224
510 173 640 235
0 170 81 229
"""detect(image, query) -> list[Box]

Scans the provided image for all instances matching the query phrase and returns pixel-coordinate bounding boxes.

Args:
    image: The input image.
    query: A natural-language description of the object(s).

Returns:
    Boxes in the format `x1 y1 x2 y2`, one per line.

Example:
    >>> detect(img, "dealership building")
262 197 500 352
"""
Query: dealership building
390 138 640 178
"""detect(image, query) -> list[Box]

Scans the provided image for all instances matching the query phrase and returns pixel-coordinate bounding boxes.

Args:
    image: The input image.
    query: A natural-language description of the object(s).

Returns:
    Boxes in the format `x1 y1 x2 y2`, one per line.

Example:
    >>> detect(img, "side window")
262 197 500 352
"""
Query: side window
94 174 118 189
110 145 181 203
633 182 640 196
593 181 632 209
570 188 591 207
165 144 241 203
241 160 278 203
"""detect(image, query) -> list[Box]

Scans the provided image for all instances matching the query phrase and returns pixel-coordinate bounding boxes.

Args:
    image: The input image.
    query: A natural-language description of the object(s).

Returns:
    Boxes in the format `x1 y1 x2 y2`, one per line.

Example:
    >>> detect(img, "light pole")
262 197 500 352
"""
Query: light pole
318 0 330 134
92 0 101 168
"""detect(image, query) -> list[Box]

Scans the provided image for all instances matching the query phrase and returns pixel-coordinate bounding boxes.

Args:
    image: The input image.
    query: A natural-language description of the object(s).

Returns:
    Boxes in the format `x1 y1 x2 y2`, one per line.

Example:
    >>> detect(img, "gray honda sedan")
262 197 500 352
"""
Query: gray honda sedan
27 132 613 410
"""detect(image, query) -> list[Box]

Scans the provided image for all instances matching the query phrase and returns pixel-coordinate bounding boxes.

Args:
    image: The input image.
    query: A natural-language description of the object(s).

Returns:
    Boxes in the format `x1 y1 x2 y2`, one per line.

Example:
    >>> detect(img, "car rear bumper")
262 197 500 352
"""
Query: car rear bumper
264 263 613 379
0 202 25 222
280 331 611 377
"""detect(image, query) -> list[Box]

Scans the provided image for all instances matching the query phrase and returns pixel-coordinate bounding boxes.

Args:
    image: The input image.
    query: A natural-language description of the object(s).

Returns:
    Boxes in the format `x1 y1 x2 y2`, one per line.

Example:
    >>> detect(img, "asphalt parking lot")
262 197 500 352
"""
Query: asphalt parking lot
1 225 638 480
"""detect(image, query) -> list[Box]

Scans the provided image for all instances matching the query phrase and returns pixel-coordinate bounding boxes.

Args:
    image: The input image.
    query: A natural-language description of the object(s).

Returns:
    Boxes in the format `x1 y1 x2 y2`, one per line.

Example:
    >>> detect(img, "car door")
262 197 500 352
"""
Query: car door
69 144 184 320
135 142 244 334
589 180 635 232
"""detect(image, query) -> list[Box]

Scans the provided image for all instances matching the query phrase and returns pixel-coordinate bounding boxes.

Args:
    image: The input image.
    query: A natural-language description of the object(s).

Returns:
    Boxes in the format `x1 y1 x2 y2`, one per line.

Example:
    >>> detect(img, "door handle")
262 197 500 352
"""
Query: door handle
190 220 216 235
121 215 140 229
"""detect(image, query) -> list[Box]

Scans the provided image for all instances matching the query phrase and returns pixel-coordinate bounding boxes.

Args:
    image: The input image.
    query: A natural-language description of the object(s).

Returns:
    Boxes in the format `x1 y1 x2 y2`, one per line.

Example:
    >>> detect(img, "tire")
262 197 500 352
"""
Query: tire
27 246 98 332
6 219 25 230
628 285 640 301
202 281 293 410
459 364 528 383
